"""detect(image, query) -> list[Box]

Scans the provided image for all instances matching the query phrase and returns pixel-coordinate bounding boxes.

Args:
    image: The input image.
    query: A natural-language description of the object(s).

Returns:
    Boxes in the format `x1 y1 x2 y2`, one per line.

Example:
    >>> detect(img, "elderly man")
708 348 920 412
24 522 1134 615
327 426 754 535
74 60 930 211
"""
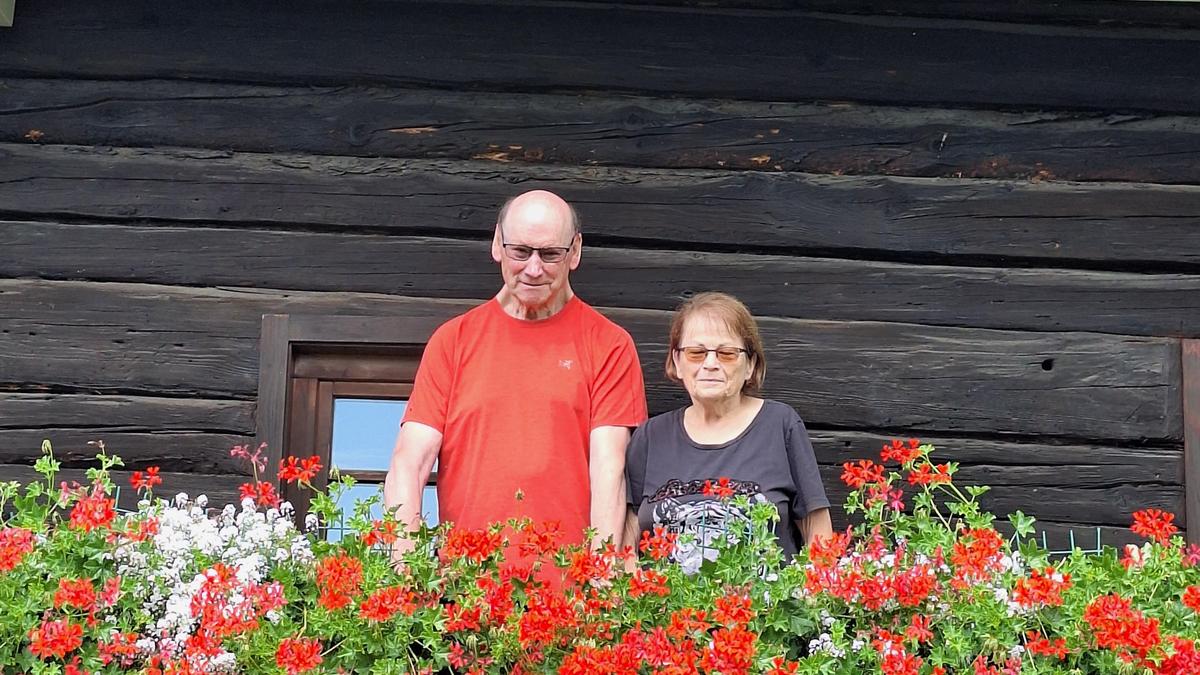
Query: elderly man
384 189 647 558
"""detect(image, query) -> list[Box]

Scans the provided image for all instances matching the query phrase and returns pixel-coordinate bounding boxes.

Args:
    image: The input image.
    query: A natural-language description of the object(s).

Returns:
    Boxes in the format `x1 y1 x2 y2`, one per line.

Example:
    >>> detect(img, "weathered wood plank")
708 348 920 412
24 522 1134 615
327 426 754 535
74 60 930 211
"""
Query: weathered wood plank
572 1 1200 29
3 145 1200 268
809 431 1182 485
1184 340 1200 544
0 430 250 474
0 463 245 511
5 79 1200 183
0 279 1180 441
3 0 1200 113
0 392 253 431
5 221 1199 336
818 476 1180 528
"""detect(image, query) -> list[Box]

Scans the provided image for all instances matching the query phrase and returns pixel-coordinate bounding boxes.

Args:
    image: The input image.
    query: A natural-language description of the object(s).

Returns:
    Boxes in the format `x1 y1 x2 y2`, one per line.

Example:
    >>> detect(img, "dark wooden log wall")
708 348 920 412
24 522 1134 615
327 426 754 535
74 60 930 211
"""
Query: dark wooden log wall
2 0 1199 548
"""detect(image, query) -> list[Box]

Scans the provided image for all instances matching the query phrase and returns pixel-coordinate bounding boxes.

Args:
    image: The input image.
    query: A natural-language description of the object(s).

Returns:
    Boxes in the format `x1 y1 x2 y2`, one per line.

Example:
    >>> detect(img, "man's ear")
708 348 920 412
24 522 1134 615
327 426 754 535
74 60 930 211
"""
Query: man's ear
491 225 503 263
569 233 583 271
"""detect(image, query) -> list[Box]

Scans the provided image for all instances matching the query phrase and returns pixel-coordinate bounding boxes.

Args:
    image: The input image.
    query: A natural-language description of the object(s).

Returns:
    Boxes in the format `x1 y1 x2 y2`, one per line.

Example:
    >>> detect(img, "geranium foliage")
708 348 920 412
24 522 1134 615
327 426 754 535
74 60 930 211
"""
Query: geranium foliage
0 438 1197 674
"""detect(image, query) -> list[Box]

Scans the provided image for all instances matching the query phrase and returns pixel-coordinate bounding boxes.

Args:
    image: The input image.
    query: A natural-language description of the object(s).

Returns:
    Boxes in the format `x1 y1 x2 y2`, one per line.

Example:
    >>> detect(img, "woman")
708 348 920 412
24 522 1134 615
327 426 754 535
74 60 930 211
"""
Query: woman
625 292 832 570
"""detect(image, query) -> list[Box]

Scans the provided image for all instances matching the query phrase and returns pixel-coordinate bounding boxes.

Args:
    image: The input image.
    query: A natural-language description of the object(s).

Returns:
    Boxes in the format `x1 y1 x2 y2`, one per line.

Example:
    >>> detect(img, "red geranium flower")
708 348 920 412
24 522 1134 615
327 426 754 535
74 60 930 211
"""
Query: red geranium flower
53 578 97 612
1182 585 1200 613
278 455 323 484
841 459 885 488
68 489 116 532
880 438 922 465
130 466 162 491
0 527 35 572
1130 508 1178 545
359 585 417 623
639 525 677 561
276 636 322 675
29 619 84 660
314 552 363 611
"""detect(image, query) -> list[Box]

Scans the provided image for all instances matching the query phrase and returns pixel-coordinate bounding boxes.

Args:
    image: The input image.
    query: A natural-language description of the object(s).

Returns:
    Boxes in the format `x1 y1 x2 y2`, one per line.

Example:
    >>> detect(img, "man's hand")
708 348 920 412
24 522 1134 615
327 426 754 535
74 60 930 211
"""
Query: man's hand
588 425 631 550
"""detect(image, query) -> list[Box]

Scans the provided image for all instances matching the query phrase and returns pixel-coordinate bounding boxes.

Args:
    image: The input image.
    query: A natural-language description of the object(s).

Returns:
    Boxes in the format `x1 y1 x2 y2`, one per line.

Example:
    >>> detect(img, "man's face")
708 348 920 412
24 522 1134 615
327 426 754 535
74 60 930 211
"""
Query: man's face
491 205 581 312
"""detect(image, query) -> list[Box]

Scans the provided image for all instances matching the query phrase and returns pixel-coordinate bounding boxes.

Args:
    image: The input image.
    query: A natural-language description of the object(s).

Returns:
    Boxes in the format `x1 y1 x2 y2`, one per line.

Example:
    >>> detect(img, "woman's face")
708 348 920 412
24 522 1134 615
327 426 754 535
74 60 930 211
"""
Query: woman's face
673 312 755 405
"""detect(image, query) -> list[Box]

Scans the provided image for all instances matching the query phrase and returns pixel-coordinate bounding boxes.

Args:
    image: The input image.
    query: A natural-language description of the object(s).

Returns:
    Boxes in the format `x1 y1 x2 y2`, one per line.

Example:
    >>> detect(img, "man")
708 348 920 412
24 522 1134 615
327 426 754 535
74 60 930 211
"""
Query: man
383 189 647 559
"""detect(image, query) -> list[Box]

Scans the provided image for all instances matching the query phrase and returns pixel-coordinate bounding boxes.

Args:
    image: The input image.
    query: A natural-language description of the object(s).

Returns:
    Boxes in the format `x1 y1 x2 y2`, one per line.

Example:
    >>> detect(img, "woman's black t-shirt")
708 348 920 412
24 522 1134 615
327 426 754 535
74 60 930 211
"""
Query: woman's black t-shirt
625 400 830 569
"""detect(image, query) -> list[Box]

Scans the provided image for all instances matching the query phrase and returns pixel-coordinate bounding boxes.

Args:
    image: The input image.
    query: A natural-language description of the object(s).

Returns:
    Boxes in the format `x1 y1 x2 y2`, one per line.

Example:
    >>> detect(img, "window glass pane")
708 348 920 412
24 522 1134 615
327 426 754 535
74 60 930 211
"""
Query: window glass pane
327 483 439 542
331 398 407 471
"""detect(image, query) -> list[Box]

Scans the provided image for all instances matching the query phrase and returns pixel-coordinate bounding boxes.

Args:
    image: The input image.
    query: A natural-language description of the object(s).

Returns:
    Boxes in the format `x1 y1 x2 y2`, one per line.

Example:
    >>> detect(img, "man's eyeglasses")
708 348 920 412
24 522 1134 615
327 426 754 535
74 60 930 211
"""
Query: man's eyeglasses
675 346 748 363
499 223 576 264
500 243 573 263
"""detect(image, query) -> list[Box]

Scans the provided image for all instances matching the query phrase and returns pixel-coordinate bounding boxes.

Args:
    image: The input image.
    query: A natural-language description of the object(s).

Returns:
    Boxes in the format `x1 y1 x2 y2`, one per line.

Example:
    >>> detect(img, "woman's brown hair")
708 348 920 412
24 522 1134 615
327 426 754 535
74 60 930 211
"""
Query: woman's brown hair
664 292 767 394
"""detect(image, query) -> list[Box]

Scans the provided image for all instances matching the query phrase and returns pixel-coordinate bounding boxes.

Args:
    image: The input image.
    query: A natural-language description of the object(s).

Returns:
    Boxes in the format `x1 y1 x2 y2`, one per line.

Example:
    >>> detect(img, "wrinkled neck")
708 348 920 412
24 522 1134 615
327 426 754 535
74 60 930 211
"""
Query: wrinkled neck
495 285 575 320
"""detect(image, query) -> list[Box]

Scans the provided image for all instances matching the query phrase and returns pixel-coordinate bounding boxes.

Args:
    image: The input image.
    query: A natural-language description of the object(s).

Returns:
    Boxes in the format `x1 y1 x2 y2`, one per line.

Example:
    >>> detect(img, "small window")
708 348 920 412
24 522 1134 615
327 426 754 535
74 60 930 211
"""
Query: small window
327 398 438 541
256 312 459 529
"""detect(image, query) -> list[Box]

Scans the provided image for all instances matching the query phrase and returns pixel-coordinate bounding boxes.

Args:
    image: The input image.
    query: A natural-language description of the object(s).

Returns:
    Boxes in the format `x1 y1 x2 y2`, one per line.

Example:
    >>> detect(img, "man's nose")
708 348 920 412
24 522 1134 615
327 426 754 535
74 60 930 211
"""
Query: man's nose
523 254 545 276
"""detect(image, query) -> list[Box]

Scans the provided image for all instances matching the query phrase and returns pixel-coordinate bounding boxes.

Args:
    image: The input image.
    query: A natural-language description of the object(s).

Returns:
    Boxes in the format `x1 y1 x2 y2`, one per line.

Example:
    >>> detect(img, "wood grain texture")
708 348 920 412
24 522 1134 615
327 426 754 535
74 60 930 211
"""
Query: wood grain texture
1184 340 1200 543
3 144 1200 268
4 79 1200 183
0 430 250 473
0 392 253 431
0 278 1181 441
4 221 1199 336
2 0 1199 112
0 463 245 511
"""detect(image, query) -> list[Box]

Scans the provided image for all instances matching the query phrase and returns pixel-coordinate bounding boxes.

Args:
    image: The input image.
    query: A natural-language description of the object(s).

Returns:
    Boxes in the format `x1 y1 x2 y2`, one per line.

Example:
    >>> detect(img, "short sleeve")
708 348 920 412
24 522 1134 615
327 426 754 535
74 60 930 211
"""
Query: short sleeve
401 321 456 433
589 328 648 430
785 412 831 516
625 423 650 508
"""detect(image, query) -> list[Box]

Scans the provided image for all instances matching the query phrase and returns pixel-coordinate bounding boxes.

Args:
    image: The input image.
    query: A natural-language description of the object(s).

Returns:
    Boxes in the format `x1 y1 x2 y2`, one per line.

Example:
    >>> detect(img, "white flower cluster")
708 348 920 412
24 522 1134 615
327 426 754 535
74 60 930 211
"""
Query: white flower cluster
807 632 845 658
110 495 314 671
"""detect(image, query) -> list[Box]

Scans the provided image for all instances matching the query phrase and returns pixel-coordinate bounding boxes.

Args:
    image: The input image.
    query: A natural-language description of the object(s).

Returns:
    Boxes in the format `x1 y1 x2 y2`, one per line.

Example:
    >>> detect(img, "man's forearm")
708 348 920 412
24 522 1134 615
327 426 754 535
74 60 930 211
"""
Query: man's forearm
382 471 426 557
588 426 631 549
589 477 625 548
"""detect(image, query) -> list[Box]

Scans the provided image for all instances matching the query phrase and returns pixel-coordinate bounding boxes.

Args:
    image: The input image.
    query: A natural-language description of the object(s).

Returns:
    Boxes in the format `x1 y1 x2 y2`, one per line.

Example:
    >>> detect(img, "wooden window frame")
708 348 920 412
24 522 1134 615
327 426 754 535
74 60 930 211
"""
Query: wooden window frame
256 312 458 521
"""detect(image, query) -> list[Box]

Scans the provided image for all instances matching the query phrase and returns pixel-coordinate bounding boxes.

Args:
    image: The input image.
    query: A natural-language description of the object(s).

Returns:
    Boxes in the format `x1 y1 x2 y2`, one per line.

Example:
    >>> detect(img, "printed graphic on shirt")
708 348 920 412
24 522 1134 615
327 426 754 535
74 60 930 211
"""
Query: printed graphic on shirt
647 478 767 574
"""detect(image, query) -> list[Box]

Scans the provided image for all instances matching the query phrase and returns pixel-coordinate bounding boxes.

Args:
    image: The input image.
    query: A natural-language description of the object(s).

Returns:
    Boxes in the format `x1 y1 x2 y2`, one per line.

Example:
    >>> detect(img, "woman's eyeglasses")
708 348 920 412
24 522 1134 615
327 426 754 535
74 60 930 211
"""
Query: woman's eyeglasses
675 346 748 363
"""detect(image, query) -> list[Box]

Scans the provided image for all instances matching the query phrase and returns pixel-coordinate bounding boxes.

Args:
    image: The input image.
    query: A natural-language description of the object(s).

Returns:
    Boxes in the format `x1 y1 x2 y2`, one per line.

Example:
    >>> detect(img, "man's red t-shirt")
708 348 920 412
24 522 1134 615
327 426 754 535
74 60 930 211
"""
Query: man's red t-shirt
403 297 648 546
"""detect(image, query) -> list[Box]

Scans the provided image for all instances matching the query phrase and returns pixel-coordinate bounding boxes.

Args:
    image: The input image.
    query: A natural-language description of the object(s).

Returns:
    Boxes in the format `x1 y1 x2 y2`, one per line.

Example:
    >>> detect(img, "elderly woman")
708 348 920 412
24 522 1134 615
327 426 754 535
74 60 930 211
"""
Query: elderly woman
625 292 832 569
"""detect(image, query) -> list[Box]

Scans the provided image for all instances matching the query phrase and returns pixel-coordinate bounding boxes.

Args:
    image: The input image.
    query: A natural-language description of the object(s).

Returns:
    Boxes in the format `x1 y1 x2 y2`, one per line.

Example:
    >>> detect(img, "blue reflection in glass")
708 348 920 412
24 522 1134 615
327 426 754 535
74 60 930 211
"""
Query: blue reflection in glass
327 483 439 542
332 399 408 471
328 398 438 541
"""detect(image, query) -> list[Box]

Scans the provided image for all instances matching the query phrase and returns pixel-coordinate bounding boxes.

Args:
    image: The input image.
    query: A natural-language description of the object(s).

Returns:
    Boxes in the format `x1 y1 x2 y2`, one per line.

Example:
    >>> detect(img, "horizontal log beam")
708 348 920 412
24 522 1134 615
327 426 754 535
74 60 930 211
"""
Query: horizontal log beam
817 470 1181 528
0 392 253 431
3 0 1199 113
4 79 1200 184
5 221 1198 337
569 1 1200 29
0 464 245 511
0 278 1181 441
809 431 1182 484
0 430 251 474
3 144 1200 269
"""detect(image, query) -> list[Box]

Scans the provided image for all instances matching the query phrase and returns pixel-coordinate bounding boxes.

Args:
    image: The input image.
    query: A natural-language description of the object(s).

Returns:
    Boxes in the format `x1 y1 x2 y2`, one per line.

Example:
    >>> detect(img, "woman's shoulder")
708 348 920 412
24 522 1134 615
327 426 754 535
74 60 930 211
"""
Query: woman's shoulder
637 407 685 435
756 399 807 429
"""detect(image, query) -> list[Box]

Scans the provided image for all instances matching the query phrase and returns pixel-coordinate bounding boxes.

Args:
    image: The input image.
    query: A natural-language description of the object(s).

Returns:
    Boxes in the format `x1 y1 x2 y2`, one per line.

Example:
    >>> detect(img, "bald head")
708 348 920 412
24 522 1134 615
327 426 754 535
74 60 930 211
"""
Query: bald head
497 190 580 237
